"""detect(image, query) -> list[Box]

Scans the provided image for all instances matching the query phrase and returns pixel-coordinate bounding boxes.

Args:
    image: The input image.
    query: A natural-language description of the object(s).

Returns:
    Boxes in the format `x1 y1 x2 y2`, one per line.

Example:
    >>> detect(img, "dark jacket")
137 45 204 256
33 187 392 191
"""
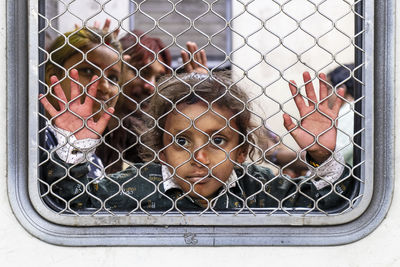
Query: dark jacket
41 155 355 213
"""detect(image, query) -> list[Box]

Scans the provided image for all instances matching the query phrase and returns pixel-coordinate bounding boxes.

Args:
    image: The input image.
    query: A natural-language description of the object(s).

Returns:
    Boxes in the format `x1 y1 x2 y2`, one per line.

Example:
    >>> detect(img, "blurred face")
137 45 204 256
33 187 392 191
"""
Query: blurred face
160 102 246 204
53 45 121 119
119 59 166 112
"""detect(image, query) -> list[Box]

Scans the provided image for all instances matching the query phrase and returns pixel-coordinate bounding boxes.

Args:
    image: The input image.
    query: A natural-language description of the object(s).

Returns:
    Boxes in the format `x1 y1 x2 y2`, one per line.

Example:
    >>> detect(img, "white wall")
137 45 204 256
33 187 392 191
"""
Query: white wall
1 1 399 266
56 0 130 35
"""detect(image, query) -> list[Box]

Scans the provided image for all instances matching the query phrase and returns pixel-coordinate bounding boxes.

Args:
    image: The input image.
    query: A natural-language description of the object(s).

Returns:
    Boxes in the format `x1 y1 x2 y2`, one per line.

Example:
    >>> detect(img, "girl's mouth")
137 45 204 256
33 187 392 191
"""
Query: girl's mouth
186 176 211 184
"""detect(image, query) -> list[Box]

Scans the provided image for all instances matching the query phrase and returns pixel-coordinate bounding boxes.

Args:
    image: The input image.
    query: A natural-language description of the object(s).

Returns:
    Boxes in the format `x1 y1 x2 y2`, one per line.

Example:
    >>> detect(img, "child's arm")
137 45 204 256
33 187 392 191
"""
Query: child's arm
283 71 345 164
39 75 159 210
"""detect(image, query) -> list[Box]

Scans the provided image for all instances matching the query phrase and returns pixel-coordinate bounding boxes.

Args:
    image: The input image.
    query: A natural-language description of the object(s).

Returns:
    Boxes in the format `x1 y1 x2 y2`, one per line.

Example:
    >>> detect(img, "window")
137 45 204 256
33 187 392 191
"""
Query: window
131 0 232 69
7 0 394 246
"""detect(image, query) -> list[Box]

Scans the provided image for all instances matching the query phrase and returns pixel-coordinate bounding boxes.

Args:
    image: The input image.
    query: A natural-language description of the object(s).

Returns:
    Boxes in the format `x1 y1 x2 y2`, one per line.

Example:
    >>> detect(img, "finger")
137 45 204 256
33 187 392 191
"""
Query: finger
185 42 196 68
187 41 196 54
50 76 67 110
318 73 329 106
190 42 201 64
69 69 81 101
283 113 308 150
332 87 345 114
283 113 299 134
93 21 101 29
112 28 120 39
39 94 58 117
195 50 208 74
181 51 193 72
85 75 99 107
303 72 318 107
199 50 207 66
194 50 202 65
123 55 131 63
181 50 189 64
74 23 80 30
288 80 306 112
102 18 111 32
95 107 114 133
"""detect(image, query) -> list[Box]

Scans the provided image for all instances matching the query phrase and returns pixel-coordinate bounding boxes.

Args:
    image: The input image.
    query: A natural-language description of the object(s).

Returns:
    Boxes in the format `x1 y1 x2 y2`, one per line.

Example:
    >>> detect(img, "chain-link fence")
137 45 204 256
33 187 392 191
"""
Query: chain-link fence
33 0 368 226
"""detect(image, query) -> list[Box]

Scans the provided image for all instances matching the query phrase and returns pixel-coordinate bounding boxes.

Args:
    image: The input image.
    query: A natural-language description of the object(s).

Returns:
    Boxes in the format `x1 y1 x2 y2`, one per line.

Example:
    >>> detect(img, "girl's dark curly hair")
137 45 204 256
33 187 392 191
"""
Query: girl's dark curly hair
140 71 255 162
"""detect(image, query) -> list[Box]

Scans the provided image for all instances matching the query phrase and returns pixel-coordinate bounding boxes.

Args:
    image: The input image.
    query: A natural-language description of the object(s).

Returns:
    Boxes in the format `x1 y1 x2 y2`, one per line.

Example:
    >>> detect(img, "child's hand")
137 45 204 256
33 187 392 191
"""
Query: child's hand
97 18 120 39
39 69 113 140
180 41 208 74
283 71 345 163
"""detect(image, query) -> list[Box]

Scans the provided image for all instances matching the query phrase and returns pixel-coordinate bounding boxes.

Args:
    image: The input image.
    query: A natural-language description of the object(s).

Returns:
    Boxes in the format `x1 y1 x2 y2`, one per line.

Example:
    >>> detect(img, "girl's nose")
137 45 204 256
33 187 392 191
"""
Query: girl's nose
97 76 110 95
193 147 210 166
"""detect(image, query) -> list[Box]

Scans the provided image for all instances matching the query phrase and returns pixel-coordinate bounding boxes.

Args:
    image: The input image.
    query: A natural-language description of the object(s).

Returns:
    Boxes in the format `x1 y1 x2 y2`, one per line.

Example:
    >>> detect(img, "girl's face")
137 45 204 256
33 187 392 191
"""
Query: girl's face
119 59 166 112
160 102 247 203
58 45 121 119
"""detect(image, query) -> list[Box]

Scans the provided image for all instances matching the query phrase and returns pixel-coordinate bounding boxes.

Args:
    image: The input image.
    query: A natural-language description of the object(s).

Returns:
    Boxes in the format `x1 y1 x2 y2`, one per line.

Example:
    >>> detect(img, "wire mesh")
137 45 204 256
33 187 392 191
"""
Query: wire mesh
34 0 367 225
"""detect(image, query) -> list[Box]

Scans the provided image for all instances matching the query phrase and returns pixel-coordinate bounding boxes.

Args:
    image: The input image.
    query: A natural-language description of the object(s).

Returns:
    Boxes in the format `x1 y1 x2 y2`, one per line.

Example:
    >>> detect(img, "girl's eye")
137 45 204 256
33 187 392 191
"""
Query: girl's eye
176 137 188 147
78 68 95 77
108 74 120 84
212 136 226 146
140 69 151 79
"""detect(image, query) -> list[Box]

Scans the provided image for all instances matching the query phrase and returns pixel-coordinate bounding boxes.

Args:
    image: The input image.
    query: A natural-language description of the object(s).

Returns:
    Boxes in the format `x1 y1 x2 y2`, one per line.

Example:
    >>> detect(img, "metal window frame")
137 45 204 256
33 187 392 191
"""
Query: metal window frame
31 0 372 226
6 0 394 246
